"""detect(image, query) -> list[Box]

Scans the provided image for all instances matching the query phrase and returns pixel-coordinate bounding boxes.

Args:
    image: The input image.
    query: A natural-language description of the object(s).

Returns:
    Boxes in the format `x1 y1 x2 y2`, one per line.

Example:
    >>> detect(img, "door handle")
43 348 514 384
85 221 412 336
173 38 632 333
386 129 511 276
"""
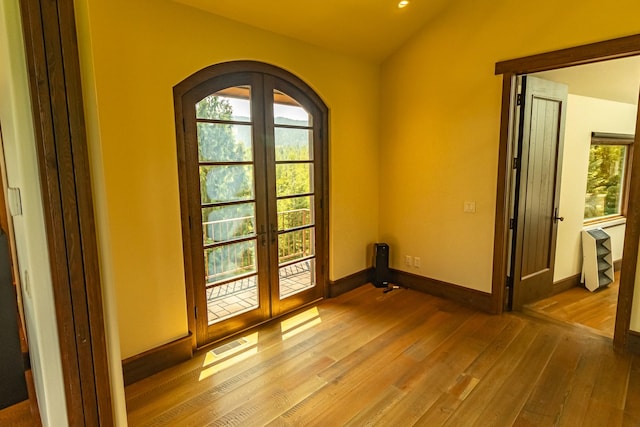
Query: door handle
258 225 267 246
553 208 564 223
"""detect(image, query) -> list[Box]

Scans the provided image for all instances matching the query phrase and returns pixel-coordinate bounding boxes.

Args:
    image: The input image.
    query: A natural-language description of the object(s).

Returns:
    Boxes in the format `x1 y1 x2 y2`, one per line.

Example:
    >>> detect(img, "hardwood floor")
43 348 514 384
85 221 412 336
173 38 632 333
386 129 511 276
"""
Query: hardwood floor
125 285 640 426
524 273 619 338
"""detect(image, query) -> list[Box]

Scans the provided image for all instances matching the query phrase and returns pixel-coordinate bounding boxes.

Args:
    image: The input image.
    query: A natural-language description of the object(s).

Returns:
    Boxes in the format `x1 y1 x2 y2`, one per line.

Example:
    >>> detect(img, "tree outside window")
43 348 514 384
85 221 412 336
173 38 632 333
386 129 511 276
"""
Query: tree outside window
584 133 634 222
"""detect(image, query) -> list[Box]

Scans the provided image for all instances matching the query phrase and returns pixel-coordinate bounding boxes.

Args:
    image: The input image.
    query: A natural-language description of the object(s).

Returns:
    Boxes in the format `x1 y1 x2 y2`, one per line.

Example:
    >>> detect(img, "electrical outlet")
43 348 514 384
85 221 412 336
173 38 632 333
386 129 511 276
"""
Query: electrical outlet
414 257 421 268
405 255 412 266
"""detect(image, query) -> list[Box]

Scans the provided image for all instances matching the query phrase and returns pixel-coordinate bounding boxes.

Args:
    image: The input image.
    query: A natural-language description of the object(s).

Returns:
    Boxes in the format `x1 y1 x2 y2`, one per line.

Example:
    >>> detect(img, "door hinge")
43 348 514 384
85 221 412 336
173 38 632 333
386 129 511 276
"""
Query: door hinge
195 306 198 319
516 93 523 106
504 277 513 309
512 157 519 170
509 218 515 229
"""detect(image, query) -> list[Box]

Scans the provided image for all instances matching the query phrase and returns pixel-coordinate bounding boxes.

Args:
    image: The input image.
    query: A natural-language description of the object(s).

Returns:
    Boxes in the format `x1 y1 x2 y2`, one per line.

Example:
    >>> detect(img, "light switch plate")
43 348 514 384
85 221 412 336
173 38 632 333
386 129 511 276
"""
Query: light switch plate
463 201 476 213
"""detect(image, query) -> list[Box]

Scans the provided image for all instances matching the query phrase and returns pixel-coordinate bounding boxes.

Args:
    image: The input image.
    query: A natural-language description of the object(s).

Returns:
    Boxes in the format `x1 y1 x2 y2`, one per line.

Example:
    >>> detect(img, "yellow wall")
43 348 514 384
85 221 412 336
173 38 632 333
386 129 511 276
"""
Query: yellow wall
77 0 380 358
380 0 640 292
78 0 640 360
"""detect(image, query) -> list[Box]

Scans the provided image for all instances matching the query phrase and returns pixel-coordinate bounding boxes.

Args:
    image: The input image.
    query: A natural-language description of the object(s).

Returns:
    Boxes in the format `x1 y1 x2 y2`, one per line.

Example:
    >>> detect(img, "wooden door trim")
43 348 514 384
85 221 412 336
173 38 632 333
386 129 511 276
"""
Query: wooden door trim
492 34 640 352
491 73 516 314
19 0 113 424
495 34 640 75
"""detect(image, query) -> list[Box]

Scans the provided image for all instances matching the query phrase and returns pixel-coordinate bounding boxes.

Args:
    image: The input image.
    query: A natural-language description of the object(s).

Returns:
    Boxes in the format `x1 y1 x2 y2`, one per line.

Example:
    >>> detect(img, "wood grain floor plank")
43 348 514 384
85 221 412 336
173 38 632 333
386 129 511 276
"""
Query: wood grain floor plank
442 322 543 426
315 305 490 424
271 292 450 425
513 333 584 425
525 274 618 337
342 385 406 427
415 316 527 425
553 337 609 427
128 286 404 422
125 284 638 426
373 312 508 424
623 355 640 425
126 283 371 402
468 330 560 426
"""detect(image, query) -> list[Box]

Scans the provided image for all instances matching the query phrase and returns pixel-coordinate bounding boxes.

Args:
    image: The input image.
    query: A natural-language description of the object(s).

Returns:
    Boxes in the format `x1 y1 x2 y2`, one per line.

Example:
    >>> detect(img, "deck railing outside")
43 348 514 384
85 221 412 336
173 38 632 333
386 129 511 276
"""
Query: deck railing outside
204 208 311 284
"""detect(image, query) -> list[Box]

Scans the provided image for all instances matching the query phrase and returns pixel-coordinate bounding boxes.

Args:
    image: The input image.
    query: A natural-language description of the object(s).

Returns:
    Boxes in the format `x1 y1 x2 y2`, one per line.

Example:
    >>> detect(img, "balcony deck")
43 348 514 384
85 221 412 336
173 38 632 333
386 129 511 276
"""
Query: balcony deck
207 264 313 323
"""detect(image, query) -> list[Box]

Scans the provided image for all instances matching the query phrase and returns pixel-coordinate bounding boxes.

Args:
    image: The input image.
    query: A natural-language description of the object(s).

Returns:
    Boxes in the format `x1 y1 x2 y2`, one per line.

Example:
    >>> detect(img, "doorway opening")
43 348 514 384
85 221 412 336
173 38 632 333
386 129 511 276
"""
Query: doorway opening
510 57 640 338
175 61 329 348
492 34 640 351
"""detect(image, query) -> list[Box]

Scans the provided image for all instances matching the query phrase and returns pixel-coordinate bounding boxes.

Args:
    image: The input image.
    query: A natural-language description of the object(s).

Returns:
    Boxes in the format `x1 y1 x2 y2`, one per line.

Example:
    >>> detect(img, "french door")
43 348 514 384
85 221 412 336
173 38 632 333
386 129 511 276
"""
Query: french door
176 63 328 347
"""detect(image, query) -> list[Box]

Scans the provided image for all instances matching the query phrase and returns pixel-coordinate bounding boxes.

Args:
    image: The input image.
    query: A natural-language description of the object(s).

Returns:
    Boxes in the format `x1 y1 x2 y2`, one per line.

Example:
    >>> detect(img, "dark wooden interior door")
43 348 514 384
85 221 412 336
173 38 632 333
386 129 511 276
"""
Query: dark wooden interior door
510 76 568 310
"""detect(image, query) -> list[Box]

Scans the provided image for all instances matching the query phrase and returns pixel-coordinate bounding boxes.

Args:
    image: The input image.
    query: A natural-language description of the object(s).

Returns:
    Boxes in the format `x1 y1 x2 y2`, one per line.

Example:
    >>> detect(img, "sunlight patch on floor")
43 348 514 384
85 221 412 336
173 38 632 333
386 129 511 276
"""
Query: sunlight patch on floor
280 306 322 340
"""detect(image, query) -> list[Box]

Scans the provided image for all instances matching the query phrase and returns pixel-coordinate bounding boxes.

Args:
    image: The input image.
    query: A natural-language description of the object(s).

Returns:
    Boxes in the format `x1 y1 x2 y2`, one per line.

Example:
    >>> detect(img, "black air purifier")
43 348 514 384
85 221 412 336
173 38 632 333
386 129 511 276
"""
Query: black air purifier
373 243 390 288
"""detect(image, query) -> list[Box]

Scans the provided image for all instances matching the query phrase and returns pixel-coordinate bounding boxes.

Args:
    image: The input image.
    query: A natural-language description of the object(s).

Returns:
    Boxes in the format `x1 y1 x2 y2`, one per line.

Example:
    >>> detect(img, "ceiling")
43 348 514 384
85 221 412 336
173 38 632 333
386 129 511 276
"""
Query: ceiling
173 0 452 62
172 1 640 101
534 56 640 105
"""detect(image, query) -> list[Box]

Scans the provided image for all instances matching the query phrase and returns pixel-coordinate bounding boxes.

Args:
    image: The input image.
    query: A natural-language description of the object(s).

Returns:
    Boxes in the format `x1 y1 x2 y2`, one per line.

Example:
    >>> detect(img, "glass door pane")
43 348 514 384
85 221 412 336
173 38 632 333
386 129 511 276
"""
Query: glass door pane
273 89 317 299
196 86 262 325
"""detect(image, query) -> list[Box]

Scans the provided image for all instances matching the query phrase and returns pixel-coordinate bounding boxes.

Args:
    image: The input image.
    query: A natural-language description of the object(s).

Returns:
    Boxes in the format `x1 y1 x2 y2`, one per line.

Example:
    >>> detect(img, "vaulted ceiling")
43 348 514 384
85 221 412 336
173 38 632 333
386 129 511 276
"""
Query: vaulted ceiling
173 1 640 104
173 0 452 62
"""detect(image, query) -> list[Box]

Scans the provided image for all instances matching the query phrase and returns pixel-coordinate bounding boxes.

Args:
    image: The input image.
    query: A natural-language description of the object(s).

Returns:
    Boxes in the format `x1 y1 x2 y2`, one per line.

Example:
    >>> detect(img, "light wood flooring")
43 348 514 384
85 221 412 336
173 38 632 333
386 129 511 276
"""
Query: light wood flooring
126 284 640 426
524 274 619 338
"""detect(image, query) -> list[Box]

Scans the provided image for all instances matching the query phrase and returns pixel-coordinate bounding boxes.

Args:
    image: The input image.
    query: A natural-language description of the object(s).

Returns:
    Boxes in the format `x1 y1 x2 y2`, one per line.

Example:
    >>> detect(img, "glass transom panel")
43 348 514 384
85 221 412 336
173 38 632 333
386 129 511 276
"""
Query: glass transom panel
274 89 311 126
196 86 252 122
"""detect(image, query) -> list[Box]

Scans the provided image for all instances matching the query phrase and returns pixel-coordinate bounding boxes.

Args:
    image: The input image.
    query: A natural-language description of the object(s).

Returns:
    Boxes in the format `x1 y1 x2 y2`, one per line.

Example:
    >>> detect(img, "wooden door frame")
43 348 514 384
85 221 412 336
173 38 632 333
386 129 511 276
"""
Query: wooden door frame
19 0 113 424
491 34 640 352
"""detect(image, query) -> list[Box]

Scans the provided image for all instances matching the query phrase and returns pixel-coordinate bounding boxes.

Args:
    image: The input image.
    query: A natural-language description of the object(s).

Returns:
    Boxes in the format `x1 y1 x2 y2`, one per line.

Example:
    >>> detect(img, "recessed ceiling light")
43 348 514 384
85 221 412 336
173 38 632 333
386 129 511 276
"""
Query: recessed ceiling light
398 0 409 8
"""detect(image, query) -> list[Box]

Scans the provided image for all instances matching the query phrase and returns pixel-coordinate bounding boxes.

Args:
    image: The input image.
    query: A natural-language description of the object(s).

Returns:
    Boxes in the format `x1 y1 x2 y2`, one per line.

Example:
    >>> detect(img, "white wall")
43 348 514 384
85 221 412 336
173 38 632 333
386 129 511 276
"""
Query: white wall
554 94 637 282
0 0 68 425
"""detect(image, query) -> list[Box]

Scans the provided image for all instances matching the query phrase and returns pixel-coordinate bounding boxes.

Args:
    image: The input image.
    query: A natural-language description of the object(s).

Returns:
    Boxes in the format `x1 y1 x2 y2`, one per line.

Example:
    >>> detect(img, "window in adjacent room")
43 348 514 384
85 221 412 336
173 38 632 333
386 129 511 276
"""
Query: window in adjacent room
584 132 634 222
